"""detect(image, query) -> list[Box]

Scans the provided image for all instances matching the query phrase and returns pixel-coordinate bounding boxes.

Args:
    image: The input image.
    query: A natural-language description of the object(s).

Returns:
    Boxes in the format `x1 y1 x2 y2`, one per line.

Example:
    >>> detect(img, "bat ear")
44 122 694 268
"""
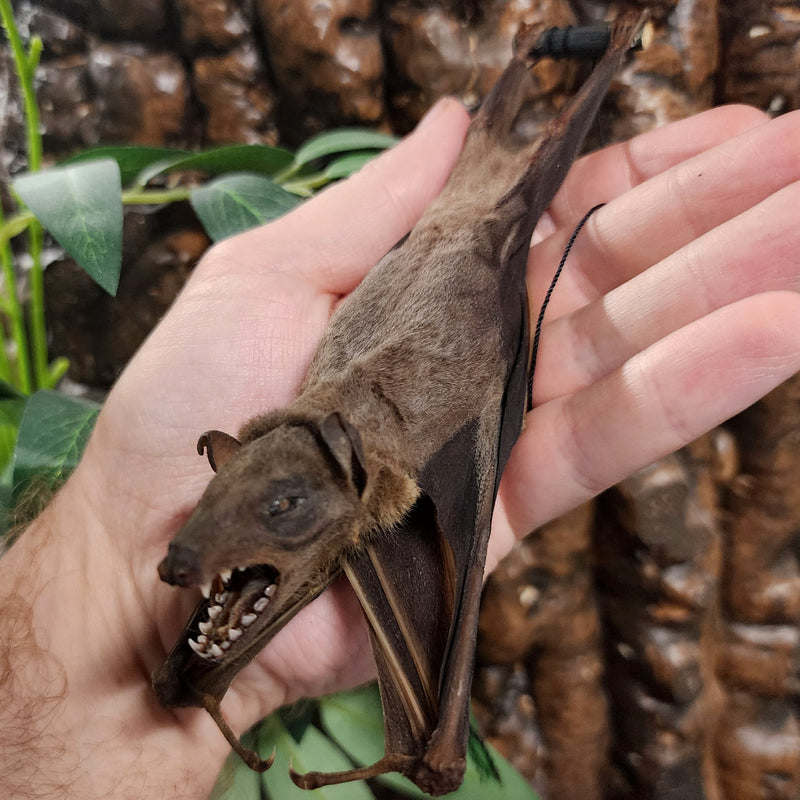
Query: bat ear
318 412 368 497
197 430 242 473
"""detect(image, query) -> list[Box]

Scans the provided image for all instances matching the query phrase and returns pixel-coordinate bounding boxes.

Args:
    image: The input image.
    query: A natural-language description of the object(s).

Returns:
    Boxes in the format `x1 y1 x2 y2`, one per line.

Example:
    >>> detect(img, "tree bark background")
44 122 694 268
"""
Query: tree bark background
2 2 800 798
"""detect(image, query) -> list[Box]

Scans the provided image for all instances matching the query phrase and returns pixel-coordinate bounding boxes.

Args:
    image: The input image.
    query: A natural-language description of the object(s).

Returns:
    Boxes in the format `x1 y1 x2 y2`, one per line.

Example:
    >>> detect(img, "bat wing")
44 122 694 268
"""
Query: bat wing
292 413 509 796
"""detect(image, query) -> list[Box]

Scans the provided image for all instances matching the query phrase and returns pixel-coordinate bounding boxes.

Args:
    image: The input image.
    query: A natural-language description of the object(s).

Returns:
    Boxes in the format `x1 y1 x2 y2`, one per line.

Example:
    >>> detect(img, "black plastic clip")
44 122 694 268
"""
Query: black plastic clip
532 24 644 61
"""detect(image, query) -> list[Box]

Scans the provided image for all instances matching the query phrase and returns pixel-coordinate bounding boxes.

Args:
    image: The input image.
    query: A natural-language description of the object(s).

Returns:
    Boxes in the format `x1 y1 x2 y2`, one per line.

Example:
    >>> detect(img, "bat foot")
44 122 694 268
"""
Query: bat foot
201 693 274 773
244 748 275 773
289 762 334 791
289 754 415 789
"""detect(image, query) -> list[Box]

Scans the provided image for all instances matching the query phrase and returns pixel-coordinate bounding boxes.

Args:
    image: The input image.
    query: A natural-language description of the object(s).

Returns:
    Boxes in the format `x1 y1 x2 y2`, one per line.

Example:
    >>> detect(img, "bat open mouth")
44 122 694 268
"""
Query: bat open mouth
188 565 279 661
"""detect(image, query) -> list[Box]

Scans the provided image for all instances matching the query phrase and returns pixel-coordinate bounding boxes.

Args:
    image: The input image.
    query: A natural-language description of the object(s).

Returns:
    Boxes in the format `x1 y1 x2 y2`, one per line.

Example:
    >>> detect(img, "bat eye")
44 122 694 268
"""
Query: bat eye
266 496 304 516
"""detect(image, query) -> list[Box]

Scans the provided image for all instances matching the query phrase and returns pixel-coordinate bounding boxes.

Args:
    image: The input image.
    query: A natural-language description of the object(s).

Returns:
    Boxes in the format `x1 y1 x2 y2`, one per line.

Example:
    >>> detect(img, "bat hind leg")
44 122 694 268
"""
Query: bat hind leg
290 753 415 790
201 694 275 772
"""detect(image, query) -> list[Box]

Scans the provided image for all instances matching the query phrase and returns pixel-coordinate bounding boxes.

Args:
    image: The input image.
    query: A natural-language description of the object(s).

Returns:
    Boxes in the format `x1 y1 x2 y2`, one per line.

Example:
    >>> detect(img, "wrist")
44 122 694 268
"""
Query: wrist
0 477 235 799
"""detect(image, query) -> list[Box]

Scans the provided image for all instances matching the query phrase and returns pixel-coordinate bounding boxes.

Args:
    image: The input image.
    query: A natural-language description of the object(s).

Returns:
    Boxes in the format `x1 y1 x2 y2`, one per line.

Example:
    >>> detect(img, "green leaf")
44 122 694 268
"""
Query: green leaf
12 390 99 498
210 736 262 800
0 409 22 477
318 684 539 800
322 151 377 180
190 173 300 242
61 146 189 186
293 129 397 168
0 392 26 472
278 699 317 744
14 159 123 295
137 144 295 186
0 377 25 400
467 722 500 783
0 408 21 440
477 740 540 800
45 357 71 390
258 714 375 800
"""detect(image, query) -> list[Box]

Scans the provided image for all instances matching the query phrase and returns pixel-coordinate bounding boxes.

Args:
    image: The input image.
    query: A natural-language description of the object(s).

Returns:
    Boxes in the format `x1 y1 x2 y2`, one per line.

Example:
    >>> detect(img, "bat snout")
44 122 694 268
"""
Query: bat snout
158 542 203 587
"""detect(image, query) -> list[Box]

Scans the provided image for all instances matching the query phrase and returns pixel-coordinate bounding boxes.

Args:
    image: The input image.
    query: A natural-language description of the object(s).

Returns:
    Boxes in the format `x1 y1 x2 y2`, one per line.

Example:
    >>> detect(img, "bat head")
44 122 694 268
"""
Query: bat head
156 412 367 669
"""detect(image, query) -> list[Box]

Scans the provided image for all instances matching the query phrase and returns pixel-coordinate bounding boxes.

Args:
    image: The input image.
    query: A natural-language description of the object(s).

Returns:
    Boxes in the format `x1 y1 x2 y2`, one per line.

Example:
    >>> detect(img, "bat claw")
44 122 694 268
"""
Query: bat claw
288 760 315 790
289 758 328 790
247 748 275 773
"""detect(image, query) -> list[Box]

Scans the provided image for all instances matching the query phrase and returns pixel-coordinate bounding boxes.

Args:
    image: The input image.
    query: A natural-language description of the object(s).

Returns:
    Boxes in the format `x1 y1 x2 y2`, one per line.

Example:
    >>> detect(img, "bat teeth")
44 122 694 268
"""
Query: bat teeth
253 597 269 613
220 569 233 585
228 627 243 641
200 581 212 599
220 640 231 651
210 643 224 658
188 638 205 655
241 613 258 627
198 621 213 635
196 634 208 645
207 604 223 620
264 584 276 597
214 592 229 604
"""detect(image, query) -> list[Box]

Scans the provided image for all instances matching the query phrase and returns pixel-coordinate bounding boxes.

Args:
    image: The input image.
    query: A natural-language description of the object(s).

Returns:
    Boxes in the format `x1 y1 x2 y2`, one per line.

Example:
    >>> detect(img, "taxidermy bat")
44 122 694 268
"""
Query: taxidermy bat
153 9 644 796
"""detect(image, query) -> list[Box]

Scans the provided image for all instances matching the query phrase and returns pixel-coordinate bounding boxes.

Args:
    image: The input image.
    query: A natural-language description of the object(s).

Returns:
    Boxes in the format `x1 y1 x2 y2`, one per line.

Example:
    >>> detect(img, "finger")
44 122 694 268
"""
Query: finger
529 108 800 316
533 178 800 403
538 104 768 235
495 291 800 547
204 98 470 295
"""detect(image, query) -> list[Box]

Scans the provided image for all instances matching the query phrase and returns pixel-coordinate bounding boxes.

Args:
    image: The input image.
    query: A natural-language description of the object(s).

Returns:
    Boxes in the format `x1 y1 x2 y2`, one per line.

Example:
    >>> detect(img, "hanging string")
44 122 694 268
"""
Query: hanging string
526 202 605 411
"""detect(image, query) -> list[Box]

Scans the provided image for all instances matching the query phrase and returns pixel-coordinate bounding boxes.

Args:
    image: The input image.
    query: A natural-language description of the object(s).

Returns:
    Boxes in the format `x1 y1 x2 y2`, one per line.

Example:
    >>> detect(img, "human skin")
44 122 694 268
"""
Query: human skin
2 99 800 799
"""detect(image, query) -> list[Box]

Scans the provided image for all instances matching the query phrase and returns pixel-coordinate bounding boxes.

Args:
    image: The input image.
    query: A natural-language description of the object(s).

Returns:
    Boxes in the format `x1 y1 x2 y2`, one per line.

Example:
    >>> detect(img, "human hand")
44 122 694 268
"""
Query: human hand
493 103 800 563
3 99 800 799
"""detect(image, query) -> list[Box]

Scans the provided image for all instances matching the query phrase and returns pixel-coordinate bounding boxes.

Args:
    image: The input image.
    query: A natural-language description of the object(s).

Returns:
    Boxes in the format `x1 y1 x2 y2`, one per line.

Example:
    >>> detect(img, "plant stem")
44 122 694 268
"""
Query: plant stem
0 181 192 249
0 211 34 248
0 295 14 383
1 0 45 392
0 6 43 170
22 48 43 171
121 187 192 205
0 205 32 393
0 187 191 252
45 357 69 389
0 2 42 170
28 221 48 387
280 173 327 195
272 162 300 184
